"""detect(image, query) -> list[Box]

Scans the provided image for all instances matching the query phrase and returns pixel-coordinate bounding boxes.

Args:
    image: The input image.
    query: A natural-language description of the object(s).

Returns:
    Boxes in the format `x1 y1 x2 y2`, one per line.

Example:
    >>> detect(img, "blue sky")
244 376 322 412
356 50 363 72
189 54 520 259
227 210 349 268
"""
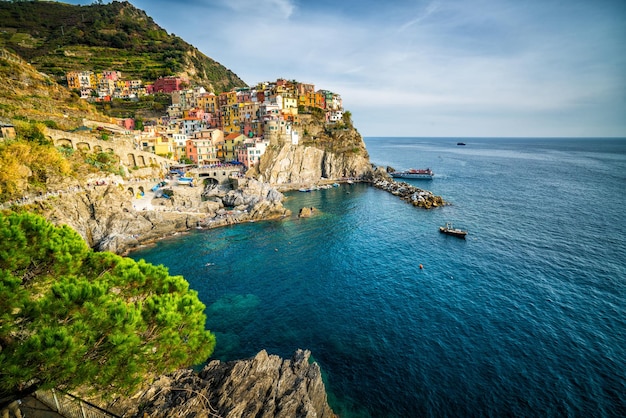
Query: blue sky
62 0 625 137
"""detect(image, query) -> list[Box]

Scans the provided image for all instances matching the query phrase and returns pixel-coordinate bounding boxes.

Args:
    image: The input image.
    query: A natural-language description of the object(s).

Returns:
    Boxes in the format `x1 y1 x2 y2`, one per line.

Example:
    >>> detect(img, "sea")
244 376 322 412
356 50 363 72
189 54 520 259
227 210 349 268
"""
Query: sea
129 137 626 418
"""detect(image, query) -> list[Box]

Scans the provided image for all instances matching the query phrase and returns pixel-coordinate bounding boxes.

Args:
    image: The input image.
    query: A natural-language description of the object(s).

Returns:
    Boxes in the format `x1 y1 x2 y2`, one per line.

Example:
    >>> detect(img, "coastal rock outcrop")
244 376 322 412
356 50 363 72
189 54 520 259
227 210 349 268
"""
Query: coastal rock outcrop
36 177 290 255
116 350 335 418
200 178 290 223
248 115 373 189
298 207 316 218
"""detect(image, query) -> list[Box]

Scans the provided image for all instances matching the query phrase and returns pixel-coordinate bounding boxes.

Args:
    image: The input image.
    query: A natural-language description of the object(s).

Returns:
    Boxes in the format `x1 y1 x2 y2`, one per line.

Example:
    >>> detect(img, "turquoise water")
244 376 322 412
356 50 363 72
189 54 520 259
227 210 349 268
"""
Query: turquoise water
130 138 626 417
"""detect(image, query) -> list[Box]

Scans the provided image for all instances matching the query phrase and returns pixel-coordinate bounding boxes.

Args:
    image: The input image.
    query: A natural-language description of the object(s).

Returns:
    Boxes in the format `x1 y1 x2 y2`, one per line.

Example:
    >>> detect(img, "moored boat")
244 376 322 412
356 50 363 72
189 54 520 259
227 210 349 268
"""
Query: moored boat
390 168 434 180
439 222 467 238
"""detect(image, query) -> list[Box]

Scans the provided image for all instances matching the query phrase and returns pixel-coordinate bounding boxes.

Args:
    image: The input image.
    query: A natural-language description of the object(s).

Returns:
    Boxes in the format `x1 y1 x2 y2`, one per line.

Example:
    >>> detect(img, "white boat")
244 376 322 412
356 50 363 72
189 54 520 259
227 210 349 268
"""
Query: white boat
390 168 434 180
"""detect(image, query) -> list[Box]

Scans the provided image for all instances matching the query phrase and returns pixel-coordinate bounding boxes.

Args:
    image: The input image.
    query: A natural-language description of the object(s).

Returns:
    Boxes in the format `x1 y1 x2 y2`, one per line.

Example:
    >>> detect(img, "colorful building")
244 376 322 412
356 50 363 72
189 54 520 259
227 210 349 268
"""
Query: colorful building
150 76 188 94
186 137 218 165
237 137 269 168
223 132 245 162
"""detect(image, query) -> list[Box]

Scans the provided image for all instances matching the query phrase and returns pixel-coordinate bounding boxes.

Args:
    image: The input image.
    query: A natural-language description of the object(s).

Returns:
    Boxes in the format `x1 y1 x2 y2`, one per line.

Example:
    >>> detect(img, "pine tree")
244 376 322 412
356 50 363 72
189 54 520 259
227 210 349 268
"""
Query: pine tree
0 211 215 408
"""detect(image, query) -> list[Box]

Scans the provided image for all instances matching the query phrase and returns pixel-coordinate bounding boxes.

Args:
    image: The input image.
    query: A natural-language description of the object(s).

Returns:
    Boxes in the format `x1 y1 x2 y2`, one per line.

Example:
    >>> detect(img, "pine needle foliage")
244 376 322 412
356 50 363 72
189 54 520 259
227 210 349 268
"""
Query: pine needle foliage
0 211 215 408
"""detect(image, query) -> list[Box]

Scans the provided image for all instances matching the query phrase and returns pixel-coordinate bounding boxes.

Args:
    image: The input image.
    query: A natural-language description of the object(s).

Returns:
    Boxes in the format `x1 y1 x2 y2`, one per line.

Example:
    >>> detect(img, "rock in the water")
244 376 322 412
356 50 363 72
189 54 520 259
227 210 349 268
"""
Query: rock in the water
298 207 316 218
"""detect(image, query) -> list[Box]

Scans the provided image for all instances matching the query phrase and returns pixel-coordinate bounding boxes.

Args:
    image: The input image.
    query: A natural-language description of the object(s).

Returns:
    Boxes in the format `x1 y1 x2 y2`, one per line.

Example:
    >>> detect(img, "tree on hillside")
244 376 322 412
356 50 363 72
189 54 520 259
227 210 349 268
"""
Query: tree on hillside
0 212 215 409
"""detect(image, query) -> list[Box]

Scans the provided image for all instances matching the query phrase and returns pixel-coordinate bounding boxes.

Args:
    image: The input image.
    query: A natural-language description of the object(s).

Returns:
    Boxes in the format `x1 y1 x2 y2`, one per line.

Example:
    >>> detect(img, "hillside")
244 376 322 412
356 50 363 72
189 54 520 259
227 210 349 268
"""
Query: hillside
0 0 247 93
0 48 107 128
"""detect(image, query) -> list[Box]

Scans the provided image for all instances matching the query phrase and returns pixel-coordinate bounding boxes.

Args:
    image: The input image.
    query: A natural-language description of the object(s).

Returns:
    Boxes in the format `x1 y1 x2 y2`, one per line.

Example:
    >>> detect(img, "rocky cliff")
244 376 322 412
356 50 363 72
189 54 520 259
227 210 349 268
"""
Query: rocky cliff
253 143 372 188
250 114 373 189
113 350 336 418
32 177 289 255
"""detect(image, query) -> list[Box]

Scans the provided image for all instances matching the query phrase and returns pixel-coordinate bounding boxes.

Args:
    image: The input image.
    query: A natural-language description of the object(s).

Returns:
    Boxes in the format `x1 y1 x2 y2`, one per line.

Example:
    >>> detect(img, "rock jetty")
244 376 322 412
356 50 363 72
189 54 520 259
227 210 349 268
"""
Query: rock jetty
112 349 336 418
370 168 446 209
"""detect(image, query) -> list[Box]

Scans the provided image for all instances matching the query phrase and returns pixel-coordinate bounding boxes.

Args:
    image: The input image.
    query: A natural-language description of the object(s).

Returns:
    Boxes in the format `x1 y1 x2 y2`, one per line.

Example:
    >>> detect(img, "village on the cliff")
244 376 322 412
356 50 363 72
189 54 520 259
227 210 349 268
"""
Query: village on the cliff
64 71 346 169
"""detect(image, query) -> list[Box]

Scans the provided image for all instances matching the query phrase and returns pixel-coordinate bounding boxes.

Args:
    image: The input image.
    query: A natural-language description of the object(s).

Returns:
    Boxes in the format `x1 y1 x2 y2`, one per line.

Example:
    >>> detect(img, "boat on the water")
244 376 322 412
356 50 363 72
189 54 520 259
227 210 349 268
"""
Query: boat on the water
457 142 466 146
390 168 434 180
439 222 468 238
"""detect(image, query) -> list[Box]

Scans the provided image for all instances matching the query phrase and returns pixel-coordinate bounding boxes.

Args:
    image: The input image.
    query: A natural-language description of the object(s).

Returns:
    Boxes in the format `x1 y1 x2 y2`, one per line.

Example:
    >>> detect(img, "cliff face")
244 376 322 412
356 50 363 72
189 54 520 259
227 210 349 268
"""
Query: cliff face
251 115 373 188
254 143 372 186
35 177 289 255
118 350 336 418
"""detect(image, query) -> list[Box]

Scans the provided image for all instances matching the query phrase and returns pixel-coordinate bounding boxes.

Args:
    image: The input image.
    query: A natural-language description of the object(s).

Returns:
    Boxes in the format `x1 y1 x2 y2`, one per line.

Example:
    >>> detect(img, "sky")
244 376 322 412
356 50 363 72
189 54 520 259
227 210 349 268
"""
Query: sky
61 0 625 138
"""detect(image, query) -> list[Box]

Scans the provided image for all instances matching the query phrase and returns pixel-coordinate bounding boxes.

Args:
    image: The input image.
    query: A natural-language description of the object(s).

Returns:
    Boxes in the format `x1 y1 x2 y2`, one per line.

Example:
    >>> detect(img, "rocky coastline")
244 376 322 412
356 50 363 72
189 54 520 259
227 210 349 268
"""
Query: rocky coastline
7 150 444 417
19 176 289 256
106 349 336 418
8 167 445 257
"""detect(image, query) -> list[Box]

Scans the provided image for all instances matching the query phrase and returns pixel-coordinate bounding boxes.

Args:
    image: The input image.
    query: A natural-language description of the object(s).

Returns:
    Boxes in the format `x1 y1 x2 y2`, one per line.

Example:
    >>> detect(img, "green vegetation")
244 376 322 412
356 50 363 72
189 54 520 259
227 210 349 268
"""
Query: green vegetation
0 122 71 201
0 211 215 408
0 121 124 203
84 150 124 176
0 49 102 129
0 1 247 92
93 93 171 119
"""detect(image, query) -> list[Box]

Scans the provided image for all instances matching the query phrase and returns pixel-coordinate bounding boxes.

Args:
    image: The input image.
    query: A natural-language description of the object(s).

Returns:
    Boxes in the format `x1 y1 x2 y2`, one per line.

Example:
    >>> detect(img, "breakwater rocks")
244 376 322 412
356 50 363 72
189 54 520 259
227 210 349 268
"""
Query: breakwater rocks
371 172 446 209
115 349 336 418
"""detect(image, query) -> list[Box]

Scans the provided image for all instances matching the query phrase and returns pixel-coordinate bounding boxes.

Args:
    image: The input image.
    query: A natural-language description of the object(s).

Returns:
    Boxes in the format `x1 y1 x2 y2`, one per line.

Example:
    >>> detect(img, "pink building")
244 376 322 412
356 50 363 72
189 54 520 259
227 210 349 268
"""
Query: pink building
117 118 135 130
151 76 187 93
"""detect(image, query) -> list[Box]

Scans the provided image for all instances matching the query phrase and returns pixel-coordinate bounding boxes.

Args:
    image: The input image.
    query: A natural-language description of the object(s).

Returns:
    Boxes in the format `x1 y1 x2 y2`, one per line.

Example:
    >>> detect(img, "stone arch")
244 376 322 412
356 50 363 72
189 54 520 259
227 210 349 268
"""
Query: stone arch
128 153 137 167
105 148 114 153
93 145 103 153
139 186 145 193
128 187 134 196
76 142 91 151
56 138 73 148
202 177 219 186
137 155 146 167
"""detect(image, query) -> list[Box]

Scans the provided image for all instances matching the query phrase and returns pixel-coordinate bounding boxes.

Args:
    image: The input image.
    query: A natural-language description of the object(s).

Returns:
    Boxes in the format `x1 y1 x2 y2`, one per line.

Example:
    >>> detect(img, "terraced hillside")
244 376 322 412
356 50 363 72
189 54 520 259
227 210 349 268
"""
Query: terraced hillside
0 1 246 93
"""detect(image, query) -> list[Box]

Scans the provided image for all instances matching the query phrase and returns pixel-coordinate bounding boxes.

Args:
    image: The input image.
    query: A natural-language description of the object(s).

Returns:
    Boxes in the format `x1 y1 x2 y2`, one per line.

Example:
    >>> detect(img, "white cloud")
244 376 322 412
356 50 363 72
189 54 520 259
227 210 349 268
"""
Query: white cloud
215 0 296 19
60 0 626 136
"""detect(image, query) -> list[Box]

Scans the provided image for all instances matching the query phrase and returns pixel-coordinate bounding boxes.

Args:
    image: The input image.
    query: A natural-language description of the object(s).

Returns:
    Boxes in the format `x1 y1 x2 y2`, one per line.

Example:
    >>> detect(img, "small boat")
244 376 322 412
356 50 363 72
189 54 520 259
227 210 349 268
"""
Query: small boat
390 168 434 180
457 142 466 146
439 222 467 238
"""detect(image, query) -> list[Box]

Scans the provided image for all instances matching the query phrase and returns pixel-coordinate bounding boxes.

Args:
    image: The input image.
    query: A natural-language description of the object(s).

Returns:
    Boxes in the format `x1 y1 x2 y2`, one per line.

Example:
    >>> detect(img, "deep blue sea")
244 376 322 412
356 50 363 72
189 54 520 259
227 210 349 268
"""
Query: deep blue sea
130 137 626 417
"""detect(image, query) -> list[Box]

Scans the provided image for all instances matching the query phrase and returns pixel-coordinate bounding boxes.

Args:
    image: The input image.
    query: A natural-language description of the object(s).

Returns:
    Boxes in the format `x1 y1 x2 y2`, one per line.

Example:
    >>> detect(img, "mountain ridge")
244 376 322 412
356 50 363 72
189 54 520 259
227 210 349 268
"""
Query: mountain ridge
0 0 247 92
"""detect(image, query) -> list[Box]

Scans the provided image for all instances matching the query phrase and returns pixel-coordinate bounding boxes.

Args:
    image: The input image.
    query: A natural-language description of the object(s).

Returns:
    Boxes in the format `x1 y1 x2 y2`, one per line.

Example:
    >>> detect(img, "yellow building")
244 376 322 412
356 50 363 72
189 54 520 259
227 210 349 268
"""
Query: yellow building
66 71 94 90
198 92 219 113
223 133 245 162
298 91 325 109
154 136 174 158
